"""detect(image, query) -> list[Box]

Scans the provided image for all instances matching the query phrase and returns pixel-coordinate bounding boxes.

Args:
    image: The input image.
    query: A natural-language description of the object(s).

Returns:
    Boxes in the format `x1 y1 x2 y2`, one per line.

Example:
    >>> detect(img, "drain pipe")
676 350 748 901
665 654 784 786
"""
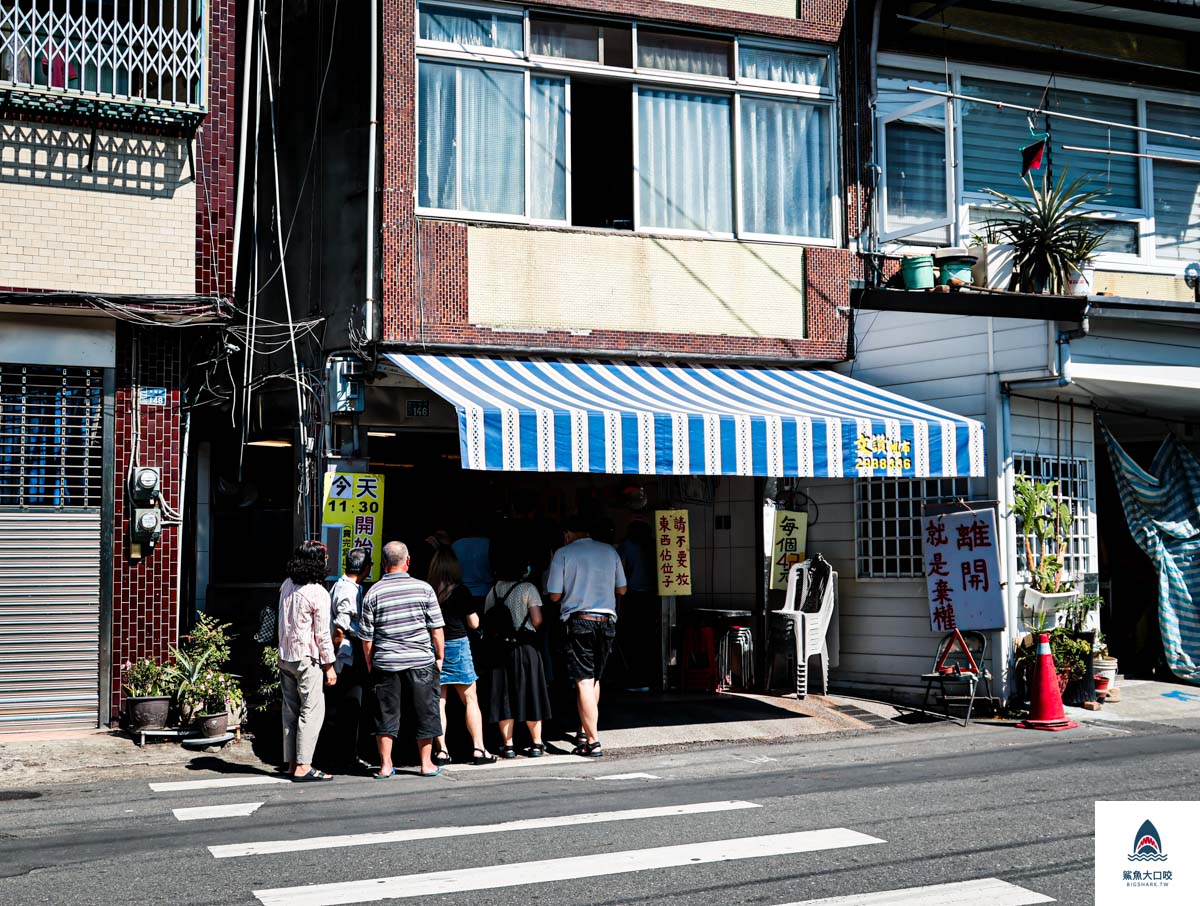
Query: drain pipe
998 306 1090 700
364 0 379 344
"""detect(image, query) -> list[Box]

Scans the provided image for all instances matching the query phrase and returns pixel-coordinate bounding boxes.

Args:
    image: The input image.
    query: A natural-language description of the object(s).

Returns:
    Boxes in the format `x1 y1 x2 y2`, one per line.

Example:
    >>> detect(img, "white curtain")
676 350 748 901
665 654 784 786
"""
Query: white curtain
738 46 827 89
419 4 523 52
530 76 567 221
638 89 732 232
637 32 729 78
417 62 458 210
418 62 524 215
740 98 831 238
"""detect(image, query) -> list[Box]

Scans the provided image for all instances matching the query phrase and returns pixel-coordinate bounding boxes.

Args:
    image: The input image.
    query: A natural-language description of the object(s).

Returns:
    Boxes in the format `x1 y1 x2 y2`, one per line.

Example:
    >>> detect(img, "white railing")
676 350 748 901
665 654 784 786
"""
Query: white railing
0 1 206 109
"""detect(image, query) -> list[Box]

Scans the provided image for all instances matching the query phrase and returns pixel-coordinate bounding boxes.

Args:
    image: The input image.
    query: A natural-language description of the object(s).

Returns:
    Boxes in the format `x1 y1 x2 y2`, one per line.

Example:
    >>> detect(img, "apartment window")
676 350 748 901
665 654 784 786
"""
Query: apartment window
856 477 971 579
415 3 838 242
877 57 1200 270
1014 454 1092 582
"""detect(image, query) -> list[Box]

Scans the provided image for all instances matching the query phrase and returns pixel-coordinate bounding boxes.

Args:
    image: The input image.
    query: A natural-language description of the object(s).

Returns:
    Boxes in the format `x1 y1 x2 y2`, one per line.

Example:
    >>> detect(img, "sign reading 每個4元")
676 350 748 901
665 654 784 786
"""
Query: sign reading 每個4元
770 509 808 591
922 508 1004 632
322 471 385 583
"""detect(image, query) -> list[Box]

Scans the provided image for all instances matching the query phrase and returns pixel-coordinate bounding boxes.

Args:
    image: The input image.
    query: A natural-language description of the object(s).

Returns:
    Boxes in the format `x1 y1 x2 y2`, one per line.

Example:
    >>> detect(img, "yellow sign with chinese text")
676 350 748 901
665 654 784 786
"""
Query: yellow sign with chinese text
770 508 808 591
654 509 692 596
322 471 385 583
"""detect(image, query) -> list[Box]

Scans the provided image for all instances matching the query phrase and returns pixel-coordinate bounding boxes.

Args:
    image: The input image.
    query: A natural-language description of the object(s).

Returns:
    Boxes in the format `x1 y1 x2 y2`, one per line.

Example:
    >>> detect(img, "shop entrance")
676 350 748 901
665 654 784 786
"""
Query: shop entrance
365 428 765 694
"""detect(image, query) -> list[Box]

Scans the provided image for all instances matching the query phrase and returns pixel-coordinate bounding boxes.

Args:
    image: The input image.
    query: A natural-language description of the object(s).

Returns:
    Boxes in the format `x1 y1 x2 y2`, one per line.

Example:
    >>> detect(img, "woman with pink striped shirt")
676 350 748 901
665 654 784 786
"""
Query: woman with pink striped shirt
277 540 338 782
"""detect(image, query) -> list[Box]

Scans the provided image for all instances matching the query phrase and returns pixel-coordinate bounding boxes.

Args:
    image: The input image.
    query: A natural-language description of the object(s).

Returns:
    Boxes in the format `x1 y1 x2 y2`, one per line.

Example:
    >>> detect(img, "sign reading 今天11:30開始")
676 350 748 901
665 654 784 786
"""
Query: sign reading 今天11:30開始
923 508 1004 632
322 472 386 583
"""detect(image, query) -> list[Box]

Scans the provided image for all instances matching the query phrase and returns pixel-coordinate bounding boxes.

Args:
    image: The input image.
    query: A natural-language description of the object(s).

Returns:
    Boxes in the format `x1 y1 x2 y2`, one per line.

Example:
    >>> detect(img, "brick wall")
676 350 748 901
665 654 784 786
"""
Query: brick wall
381 0 857 362
109 327 184 721
107 0 237 723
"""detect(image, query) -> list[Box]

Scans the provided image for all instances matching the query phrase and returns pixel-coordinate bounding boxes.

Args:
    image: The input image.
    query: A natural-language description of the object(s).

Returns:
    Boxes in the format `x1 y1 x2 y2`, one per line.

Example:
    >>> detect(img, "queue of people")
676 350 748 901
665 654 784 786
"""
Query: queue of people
273 511 642 779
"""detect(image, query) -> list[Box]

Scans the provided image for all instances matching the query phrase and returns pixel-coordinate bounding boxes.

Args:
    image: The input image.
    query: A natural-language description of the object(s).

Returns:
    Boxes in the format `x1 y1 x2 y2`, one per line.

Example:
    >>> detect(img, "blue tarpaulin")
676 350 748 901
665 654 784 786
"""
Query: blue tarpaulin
1102 426 1200 685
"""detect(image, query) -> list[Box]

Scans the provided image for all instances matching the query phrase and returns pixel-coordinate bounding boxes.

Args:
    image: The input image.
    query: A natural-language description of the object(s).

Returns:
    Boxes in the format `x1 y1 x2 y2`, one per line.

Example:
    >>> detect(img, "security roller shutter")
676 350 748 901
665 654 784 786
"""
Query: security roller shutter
0 365 104 732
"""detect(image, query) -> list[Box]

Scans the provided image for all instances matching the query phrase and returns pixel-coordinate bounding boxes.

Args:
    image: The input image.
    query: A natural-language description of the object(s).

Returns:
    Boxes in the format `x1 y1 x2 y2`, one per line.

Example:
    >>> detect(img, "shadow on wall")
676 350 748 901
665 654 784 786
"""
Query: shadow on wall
0 122 188 198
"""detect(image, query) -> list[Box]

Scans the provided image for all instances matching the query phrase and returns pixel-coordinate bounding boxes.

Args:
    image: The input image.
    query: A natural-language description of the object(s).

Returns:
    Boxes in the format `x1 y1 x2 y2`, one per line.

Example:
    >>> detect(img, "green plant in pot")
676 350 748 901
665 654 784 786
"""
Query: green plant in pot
1013 475 1076 613
1014 627 1091 699
121 657 173 731
984 170 1105 294
180 669 244 739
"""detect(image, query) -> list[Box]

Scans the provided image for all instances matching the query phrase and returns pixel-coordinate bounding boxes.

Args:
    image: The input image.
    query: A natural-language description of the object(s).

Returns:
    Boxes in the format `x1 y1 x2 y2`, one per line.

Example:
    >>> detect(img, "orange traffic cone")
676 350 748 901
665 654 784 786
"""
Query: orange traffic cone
1016 633 1078 731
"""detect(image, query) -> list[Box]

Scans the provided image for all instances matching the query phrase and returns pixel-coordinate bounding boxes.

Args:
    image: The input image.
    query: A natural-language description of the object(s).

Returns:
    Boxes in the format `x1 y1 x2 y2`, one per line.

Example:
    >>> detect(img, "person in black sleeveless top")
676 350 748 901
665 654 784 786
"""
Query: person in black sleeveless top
483 541 552 758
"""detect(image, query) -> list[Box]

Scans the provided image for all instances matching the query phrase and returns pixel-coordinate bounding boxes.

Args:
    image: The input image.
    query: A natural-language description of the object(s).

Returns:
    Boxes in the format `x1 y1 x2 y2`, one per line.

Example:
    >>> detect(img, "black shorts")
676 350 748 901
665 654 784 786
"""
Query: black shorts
565 616 616 683
372 663 442 739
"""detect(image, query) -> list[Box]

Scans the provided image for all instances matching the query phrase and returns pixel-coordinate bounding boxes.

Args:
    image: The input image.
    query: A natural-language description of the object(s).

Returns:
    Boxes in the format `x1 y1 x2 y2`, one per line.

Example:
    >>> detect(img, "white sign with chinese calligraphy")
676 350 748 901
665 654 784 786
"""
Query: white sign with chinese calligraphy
922 508 1004 632
322 471 385 583
770 509 808 591
655 509 692 596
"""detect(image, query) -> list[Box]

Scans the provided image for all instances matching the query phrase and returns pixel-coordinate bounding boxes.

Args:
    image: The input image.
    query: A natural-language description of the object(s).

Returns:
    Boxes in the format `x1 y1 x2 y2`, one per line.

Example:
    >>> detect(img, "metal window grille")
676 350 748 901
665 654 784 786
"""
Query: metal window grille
856 477 971 579
1014 452 1092 581
0 0 207 109
0 365 104 509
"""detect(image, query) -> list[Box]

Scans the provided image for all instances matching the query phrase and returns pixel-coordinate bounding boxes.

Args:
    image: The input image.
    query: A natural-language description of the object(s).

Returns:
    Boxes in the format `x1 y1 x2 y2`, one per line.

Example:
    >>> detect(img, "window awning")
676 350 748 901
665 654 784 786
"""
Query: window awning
387 354 986 478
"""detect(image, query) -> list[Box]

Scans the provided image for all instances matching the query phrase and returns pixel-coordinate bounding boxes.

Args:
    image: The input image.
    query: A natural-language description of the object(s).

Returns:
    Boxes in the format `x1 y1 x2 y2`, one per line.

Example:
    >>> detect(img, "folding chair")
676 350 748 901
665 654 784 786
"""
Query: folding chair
767 556 836 699
920 630 994 726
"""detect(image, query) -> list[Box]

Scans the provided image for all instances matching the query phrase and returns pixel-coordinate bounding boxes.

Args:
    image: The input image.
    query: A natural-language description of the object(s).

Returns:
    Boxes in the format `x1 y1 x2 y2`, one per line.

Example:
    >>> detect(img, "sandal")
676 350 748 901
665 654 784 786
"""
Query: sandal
418 767 441 777
293 768 334 782
498 745 518 759
522 744 545 758
432 750 453 766
570 741 604 758
472 748 497 765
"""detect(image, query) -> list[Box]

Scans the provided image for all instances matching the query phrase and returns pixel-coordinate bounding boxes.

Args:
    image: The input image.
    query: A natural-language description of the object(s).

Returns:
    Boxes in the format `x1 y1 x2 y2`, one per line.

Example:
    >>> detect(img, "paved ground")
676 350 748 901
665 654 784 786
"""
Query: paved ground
2 709 1197 905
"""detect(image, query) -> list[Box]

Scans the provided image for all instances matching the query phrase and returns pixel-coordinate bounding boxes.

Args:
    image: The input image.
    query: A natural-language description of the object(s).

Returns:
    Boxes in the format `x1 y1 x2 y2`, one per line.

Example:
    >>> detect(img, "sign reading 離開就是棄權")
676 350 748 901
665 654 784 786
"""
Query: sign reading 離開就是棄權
655 509 691 597
322 471 385 583
922 507 1004 632
769 509 808 591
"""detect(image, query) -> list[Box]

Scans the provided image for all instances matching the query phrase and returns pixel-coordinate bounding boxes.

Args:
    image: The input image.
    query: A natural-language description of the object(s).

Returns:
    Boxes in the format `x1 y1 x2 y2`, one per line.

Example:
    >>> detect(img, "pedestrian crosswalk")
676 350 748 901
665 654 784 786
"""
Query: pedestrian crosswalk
145 770 1058 906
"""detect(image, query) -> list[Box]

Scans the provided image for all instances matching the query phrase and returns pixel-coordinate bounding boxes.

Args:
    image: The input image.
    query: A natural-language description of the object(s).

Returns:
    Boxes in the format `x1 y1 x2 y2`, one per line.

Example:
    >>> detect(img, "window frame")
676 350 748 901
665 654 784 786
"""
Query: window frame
855 476 973 580
1013 453 1095 583
878 52 1200 275
414 1 840 246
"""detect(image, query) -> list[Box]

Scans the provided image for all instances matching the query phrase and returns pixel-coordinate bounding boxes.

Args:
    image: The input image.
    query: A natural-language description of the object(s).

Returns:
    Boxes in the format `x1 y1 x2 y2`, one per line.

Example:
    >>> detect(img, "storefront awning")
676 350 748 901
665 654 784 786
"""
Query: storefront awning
387 353 986 478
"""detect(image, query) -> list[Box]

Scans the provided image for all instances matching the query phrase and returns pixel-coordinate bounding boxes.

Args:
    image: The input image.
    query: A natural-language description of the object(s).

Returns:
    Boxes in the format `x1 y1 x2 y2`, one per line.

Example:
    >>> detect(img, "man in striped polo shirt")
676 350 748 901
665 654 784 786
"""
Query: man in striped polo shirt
360 541 446 779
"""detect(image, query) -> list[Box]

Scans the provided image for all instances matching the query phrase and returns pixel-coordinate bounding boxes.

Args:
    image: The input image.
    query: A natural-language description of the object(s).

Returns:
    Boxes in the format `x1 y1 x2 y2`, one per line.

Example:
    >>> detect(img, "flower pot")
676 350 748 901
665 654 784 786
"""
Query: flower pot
1023 587 1077 614
971 243 1015 290
1094 675 1111 700
194 711 229 738
1068 266 1095 296
1094 656 1118 687
901 255 935 290
125 696 171 731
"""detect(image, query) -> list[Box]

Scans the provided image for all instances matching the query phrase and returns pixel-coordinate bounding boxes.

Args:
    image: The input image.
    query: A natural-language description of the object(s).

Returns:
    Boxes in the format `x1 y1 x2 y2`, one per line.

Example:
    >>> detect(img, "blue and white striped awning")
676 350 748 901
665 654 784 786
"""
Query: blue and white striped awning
387 354 986 478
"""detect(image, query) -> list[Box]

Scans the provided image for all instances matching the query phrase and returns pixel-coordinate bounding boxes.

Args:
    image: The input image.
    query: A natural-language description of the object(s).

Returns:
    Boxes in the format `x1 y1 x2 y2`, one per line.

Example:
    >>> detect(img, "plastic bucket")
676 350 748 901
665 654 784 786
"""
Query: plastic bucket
900 256 935 289
938 258 975 285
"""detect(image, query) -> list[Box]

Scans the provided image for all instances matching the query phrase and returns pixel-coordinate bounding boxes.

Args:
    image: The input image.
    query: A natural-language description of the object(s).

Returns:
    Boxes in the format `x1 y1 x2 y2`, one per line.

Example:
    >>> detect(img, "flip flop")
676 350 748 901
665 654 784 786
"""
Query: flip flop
418 767 441 777
293 769 334 782
372 768 395 780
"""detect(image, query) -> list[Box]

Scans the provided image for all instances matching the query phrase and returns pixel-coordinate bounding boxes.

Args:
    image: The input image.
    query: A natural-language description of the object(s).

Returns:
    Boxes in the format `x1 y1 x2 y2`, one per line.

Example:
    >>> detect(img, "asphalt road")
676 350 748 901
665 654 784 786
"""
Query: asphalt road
1 719 1197 905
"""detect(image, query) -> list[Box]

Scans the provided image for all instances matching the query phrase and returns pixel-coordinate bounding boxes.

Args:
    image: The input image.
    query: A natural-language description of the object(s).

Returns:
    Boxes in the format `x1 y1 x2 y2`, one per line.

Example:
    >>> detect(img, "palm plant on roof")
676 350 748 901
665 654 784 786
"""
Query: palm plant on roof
984 169 1106 294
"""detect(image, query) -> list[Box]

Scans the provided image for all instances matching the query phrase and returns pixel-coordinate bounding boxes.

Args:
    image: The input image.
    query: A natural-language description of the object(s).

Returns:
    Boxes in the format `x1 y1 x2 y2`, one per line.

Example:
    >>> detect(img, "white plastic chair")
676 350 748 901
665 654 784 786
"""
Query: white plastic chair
769 557 837 698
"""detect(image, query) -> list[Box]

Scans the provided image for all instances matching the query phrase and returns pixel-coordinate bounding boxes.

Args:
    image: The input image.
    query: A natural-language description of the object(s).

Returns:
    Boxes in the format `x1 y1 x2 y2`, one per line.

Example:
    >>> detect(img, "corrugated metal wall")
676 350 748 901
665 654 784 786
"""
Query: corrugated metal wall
0 512 102 731
0 364 105 732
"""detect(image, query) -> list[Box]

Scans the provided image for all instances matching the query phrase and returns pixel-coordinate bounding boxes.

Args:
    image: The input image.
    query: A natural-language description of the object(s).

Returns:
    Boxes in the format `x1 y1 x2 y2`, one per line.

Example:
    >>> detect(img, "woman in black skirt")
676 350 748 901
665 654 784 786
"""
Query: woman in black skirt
483 541 552 758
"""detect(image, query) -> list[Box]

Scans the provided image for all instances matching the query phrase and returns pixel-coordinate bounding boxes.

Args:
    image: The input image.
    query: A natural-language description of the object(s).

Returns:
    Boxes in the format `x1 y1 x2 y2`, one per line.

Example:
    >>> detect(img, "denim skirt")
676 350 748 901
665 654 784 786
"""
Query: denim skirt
440 636 478 686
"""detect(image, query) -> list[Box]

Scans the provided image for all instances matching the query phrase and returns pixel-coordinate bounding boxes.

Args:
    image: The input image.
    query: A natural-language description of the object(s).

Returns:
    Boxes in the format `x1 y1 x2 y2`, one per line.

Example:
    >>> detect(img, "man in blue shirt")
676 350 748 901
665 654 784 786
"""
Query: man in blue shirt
547 515 627 757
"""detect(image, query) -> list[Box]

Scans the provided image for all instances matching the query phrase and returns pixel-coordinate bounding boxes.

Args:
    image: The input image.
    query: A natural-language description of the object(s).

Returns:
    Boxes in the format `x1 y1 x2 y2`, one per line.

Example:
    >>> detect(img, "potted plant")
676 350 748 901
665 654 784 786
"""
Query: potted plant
166 645 211 725
1013 627 1091 699
1013 475 1076 613
1093 630 1119 696
121 657 172 731
968 220 1016 290
984 170 1106 294
181 669 243 738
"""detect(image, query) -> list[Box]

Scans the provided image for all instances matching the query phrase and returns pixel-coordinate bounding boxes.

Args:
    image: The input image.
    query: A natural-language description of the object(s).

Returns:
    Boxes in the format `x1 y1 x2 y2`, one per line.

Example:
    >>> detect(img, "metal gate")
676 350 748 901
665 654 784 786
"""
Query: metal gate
0 366 105 732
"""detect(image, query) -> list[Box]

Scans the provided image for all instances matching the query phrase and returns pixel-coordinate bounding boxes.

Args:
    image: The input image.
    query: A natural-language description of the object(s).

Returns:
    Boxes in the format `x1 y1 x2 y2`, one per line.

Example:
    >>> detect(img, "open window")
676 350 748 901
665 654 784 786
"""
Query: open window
877 68 952 243
571 79 634 229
